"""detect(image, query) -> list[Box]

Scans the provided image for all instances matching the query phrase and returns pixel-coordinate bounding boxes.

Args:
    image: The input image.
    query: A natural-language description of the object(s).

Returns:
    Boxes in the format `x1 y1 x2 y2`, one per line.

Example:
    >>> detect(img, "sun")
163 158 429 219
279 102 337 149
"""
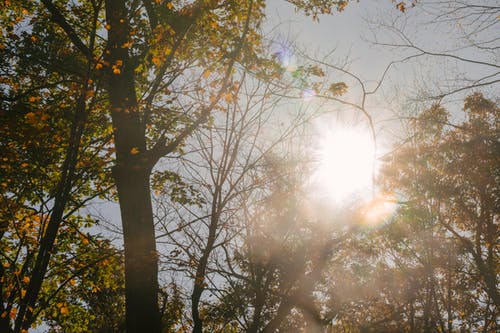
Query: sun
314 126 375 202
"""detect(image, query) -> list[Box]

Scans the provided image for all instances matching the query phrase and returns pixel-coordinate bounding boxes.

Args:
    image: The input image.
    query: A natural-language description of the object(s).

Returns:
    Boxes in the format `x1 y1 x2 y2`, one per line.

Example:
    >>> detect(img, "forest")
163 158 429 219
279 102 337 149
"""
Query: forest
0 0 498 332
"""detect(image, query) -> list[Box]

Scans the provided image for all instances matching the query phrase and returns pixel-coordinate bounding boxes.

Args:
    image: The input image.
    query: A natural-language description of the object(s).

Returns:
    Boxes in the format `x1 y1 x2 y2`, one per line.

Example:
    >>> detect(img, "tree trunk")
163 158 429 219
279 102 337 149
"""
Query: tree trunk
113 166 160 333
191 207 220 333
14 87 88 333
105 0 161 331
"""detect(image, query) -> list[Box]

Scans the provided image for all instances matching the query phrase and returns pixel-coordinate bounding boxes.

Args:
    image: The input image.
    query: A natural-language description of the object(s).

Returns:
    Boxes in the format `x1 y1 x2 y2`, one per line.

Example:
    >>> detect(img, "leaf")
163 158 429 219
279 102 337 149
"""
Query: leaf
9 307 17 319
328 82 348 96
396 2 406 12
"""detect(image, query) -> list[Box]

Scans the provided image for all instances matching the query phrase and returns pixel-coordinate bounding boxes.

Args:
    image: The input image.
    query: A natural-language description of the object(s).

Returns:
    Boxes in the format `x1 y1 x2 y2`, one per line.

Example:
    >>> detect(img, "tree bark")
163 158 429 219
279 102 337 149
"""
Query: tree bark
113 166 160 333
105 0 161 331
191 206 220 333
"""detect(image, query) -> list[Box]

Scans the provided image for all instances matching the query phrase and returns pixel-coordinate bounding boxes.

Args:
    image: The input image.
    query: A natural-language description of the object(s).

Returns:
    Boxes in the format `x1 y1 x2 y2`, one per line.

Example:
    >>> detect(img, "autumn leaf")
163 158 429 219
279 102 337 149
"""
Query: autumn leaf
152 56 161 66
25 112 36 123
396 2 406 12
328 82 348 96
9 307 17 319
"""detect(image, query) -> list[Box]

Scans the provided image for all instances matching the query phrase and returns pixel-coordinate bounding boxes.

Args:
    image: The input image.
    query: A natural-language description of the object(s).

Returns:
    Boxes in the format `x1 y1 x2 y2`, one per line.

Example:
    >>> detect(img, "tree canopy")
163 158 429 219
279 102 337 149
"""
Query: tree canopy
1 0 498 332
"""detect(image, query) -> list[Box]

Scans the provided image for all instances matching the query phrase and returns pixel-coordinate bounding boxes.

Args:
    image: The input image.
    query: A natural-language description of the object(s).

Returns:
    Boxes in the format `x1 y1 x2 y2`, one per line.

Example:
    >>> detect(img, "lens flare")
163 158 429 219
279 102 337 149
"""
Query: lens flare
273 45 297 72
301 88 316 101
361 193 398 227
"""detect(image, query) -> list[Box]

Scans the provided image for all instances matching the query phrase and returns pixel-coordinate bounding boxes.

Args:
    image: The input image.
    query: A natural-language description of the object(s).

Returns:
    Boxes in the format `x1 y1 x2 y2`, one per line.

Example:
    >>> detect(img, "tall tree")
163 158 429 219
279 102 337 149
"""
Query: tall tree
2 0 356 332
379 93 500 330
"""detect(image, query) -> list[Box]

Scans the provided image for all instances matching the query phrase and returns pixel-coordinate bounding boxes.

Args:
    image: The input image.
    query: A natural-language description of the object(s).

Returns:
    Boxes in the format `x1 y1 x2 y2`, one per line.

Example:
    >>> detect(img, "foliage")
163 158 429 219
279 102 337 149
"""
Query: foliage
358 93 500 331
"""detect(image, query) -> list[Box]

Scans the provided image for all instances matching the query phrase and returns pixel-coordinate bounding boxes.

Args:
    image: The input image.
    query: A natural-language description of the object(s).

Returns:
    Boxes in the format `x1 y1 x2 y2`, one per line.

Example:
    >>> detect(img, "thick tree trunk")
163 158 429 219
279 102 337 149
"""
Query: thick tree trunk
105 1 161 332
113 166 160 333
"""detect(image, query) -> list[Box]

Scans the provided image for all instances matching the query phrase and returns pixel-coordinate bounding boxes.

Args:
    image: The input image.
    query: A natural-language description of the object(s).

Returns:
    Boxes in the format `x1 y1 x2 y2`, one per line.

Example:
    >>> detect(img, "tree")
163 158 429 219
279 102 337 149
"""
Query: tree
2 0 360 332
0 3 113 331
379 93 499 331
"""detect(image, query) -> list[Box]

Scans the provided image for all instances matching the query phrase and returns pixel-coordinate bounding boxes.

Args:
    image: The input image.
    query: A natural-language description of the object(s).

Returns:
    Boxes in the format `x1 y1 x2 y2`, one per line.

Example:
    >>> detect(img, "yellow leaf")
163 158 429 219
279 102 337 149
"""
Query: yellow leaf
152 56 161 66
9 307 17 319
25 112 36 123
60 307 69 315
166 2 174 10
21 289 26 297
23 276 30 283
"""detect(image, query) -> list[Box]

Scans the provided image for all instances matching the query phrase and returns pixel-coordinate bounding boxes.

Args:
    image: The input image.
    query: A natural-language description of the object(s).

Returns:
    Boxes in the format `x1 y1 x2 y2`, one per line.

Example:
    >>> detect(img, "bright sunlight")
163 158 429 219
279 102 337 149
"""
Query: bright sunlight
314 126 375 202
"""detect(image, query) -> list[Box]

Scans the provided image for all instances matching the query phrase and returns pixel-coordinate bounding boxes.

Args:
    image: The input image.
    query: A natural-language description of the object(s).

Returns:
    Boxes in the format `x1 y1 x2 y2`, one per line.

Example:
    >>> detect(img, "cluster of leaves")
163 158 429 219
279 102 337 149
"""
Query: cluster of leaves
0 1 116 331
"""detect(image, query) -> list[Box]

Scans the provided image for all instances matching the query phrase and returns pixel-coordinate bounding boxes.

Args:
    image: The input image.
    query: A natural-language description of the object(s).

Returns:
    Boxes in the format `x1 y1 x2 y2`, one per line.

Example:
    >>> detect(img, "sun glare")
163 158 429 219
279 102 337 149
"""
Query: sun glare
314 127 375 202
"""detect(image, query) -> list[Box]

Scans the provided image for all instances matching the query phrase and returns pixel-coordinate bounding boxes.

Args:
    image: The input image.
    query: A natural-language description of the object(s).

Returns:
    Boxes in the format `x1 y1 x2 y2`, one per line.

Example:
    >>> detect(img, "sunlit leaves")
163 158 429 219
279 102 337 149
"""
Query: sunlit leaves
288 0 350 20
328 82 348 96
378 93 500 328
